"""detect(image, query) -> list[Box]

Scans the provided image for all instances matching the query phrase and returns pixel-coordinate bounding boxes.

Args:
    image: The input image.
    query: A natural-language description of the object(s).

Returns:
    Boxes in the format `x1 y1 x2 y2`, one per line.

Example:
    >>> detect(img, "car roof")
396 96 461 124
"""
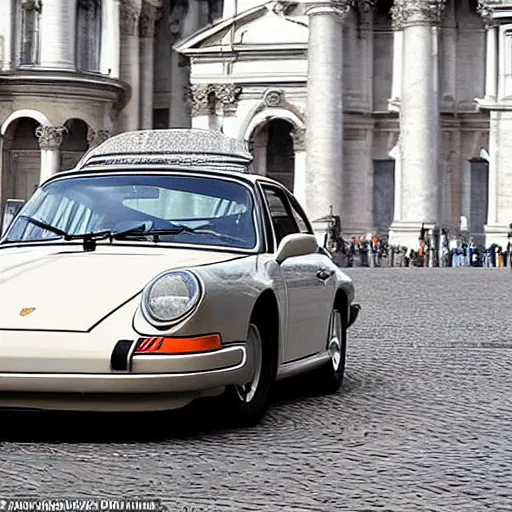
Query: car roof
46 128 287 189
47 164 283 187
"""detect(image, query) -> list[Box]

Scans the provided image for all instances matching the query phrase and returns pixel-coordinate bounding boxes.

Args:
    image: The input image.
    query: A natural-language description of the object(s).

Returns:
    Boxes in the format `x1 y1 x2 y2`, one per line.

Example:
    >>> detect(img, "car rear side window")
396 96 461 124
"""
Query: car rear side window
261 186 299 246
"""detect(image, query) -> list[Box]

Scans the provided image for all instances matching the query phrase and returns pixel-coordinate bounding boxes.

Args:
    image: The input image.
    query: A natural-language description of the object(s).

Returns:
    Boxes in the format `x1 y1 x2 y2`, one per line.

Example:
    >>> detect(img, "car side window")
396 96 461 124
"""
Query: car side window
287 195 310 233
261 186 299 246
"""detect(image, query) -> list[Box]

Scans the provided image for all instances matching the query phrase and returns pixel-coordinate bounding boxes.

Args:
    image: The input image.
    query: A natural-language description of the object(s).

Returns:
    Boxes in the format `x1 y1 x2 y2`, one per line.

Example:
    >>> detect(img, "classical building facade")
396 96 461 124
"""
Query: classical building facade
1 0 511 247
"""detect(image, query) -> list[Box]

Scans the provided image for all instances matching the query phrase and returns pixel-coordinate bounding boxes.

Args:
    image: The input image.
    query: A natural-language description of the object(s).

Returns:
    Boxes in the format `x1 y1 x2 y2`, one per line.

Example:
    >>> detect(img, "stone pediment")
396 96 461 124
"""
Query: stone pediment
175 1 308 55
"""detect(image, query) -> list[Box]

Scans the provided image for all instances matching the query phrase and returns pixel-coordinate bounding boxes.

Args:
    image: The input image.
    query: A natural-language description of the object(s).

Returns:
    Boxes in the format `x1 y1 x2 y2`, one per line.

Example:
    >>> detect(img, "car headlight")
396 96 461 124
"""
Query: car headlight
142 270 202 324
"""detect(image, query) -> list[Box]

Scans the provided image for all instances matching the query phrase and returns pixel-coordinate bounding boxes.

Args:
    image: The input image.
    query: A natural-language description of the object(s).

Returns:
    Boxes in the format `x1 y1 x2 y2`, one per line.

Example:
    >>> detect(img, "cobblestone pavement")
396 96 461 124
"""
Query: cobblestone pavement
1 269 512 512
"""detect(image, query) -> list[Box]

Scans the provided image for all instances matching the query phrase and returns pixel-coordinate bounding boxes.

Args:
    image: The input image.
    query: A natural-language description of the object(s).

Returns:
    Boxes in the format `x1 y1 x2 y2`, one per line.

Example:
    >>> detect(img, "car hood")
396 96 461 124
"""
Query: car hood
0 245 243 332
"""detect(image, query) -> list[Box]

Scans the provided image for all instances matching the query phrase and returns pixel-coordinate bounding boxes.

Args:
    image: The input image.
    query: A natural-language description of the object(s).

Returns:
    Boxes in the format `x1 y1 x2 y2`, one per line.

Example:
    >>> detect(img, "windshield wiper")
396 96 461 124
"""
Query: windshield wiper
18 215 68 238
125 225 245 244
66 223 150 251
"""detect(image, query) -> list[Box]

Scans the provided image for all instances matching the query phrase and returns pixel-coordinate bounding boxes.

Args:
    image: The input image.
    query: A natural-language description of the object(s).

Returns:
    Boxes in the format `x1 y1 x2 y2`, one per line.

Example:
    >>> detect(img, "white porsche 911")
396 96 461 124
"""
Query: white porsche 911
0 129 360 426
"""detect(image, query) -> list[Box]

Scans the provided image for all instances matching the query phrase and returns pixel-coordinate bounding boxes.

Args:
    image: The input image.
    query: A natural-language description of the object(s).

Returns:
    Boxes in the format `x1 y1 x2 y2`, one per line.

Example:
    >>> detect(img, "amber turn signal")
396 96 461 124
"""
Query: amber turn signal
134 334 222 355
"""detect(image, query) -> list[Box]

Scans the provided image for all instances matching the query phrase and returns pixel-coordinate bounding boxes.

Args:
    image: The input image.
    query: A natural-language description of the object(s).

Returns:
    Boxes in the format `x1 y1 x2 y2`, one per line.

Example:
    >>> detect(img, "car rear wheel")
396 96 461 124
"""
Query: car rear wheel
222 319 276 427
313 307 347 394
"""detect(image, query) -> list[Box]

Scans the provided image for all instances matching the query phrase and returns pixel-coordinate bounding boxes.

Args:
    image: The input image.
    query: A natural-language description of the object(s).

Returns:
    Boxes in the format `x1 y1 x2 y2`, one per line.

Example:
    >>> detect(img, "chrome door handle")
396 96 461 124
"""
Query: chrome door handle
316 269 334 281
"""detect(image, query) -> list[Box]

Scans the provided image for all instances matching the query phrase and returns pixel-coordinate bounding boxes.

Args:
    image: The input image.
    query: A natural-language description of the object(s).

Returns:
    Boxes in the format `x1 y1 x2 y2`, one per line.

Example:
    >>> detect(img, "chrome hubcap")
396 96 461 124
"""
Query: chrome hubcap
236 323 262 403
328 310 342 371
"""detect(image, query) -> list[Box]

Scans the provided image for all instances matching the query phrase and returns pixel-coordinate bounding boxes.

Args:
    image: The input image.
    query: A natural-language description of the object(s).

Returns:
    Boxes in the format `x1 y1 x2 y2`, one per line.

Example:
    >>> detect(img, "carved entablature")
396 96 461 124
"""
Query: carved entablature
390 0 447 30
291 127 306 152
190 84 243 117
35 126 67 151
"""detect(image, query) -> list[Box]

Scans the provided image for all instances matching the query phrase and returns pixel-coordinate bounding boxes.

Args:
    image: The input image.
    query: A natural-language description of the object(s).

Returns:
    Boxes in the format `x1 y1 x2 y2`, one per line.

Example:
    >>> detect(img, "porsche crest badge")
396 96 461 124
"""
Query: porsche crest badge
20 307 36 317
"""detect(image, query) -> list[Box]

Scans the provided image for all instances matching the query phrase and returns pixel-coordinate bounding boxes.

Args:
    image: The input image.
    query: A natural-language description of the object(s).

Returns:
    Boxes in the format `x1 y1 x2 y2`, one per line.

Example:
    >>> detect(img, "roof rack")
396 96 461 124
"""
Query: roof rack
76 129 253 173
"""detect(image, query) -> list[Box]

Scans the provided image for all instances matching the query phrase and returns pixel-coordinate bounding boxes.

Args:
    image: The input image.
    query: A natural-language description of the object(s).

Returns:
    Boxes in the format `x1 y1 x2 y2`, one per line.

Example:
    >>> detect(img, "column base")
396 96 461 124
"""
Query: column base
484 224 512 248
388 221 436 250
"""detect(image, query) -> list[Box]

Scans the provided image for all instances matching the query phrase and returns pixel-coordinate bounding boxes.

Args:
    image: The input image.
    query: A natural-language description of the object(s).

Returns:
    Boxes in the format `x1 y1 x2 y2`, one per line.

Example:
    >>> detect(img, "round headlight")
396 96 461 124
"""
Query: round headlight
142 270 201 324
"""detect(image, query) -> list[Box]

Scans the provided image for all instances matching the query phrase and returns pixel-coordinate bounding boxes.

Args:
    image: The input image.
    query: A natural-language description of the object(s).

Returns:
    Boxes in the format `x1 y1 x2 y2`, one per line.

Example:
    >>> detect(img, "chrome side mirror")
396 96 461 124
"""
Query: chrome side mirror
1 199 25 236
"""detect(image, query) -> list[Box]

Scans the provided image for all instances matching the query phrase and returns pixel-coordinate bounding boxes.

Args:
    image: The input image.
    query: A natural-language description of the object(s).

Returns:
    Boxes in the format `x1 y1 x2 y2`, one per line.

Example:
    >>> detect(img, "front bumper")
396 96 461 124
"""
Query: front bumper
0 344 252 395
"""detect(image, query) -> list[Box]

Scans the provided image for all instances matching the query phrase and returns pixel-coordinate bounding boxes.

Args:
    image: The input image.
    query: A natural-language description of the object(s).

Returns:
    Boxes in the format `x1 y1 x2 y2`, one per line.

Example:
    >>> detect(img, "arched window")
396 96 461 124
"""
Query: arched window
76 0 101 72
19 0 42 66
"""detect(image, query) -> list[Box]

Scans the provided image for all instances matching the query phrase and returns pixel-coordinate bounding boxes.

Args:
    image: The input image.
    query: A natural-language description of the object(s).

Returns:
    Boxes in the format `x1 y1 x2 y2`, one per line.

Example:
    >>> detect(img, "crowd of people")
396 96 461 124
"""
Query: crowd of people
323 218 512 269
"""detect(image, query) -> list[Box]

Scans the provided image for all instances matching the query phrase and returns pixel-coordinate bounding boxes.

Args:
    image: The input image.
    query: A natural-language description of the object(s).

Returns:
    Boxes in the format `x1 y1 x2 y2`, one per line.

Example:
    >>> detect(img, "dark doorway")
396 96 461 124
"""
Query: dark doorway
373 159 395 236
266 119 295 192
469 158 489 246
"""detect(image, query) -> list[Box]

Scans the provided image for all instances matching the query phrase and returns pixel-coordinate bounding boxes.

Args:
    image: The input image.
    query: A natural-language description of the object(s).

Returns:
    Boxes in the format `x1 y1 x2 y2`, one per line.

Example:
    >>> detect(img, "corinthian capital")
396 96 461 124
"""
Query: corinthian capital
390 0 447 30
35 126 67 150
304 0 354 20
120 0 142 36
87 128 111 148
477 1 501 27
139 1 162 38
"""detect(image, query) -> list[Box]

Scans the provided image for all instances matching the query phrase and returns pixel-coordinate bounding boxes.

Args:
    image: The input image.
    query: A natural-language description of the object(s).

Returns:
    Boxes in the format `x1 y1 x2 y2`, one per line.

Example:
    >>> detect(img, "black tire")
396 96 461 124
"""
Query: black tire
313 306 347 394
221 313 277 427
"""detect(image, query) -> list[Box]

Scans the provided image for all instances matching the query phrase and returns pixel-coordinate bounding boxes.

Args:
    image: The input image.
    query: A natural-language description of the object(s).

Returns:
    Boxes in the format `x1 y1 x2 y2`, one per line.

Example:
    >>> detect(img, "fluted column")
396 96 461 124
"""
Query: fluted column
304 1 349 231
292 128 307 209
139 2 161 129
100 0 121 78
36 126 67 183
388 0 446 248
117 0 142 132
39 0 76 68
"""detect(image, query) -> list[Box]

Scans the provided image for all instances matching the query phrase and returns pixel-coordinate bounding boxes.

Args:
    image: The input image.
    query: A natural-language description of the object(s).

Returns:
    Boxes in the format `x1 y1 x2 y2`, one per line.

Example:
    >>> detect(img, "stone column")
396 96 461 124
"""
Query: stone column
100 0 121 78
35 126 67 184
388 0 446 249
139 2 161 129
304 1 349 231
117 0 142 132
292 127 307 209
39 0 76 68
485 21 498 100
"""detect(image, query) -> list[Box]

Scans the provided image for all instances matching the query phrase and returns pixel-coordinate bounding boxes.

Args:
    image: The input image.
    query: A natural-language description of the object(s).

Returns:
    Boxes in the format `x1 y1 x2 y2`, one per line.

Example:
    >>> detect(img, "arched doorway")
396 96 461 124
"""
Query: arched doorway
60 119 90 170
2 117 41 204
250 119 295 191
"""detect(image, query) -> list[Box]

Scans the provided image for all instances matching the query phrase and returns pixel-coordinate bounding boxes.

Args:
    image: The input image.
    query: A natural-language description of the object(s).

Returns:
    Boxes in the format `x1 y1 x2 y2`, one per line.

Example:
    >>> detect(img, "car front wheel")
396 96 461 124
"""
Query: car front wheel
222 319 276 427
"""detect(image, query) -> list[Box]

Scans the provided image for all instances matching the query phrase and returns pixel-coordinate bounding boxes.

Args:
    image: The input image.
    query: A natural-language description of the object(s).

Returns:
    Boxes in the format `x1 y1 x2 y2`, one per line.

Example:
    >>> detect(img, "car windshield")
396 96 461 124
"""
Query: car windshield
4 173 258 250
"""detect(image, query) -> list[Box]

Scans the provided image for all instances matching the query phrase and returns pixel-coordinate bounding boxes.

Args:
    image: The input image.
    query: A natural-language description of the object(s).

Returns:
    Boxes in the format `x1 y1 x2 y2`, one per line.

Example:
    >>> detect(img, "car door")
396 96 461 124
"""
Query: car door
260 183 335 362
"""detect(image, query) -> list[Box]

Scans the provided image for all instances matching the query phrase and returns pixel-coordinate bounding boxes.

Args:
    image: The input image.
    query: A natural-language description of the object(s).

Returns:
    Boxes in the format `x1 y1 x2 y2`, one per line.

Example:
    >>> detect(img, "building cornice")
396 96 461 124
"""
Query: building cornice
0 70 129 111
